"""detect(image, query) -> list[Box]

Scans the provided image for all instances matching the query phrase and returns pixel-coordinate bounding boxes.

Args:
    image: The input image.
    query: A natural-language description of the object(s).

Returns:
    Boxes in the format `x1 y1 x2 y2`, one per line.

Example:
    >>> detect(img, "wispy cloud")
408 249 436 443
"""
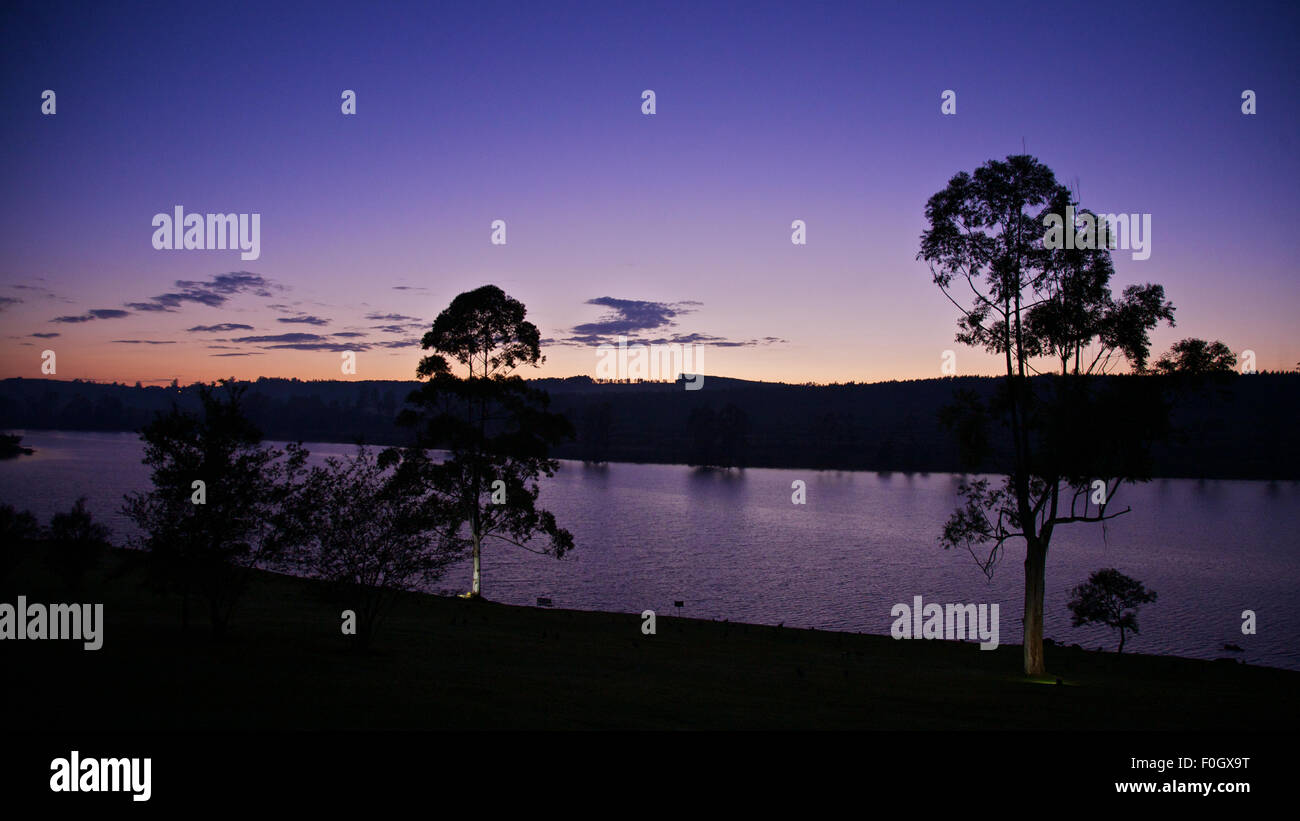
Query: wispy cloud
232 332 365 352
5 282 72 304
187 323 255 332
49 308 130 323
365 312 420 322
125 271 279 312
372 323 426 334
559 296 787 348
276 315 330 326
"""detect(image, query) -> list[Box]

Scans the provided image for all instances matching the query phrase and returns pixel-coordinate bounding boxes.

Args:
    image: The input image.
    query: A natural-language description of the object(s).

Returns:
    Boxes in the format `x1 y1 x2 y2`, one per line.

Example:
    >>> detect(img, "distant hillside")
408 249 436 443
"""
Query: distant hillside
1 373 1296 479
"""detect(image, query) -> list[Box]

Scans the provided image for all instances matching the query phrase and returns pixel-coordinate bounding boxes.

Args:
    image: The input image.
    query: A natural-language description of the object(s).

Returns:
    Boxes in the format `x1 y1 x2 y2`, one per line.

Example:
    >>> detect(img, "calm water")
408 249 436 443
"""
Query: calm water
3 430 1298 670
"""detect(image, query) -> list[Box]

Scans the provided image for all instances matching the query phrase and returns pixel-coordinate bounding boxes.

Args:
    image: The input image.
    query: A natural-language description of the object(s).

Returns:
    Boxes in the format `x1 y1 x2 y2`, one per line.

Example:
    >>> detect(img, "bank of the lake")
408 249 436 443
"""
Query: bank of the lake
5 548 1296 731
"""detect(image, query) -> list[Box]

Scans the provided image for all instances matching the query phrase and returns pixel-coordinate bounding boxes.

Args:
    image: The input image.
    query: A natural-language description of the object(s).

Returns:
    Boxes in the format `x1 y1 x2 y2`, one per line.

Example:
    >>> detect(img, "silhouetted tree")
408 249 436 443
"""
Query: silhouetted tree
919 154 1175 675
717 403 750 468
1068 568 1157 652
0 503 41 591
686 403 749 468
123 379 308 637
44 497 112 594
282 445 458 649
686 406 718 467
579 401 613 464
1 433 34 459
1154 338 1236 376
397 285 574 599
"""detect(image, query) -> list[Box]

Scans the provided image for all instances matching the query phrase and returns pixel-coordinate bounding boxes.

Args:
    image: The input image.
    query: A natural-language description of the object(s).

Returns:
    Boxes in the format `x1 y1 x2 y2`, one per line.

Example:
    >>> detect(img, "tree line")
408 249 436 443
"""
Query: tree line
3 370 1294 478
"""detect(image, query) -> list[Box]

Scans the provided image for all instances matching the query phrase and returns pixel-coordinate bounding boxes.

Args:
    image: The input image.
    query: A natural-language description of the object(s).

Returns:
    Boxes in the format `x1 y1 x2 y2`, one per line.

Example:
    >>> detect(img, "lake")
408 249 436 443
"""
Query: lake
2 429 1297 670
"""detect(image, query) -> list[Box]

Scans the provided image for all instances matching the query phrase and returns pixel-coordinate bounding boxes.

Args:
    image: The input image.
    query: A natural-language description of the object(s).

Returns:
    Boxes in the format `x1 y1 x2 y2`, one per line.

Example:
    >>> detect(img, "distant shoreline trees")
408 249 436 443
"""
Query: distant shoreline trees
3 371 1295 479
685 403 750 469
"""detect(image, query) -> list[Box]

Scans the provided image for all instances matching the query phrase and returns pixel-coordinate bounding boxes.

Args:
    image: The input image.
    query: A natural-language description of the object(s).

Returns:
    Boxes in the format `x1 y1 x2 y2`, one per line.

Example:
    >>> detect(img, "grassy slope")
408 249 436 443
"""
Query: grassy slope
5 549 1296 731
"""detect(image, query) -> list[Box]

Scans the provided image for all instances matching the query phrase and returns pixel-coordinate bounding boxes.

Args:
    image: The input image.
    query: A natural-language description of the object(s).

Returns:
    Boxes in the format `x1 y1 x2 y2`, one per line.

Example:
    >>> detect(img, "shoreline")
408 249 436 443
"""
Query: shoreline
6 548 1297 731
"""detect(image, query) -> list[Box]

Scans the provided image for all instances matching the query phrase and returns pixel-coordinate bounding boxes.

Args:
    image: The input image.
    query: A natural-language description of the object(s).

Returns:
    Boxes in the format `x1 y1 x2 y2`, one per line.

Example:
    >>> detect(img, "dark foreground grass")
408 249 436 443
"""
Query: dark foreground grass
4 549 1296 731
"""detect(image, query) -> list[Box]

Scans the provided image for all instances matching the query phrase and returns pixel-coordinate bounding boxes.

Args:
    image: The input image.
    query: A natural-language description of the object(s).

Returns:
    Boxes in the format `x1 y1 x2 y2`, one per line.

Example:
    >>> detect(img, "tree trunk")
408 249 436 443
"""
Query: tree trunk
470 531 482 597
1117 627 1126 653
1023 541 1047 675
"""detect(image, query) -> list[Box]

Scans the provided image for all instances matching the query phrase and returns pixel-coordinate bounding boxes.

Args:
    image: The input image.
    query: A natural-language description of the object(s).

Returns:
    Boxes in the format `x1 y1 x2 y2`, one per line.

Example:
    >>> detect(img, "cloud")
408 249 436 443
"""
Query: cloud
331 332 367 338
640 333 726 345
392 285 429 292
372 323 426 334
263 342 366 351
112 339 177 345
180 271 275 297
0 296 20 311
30 332 60 338
231 332 366 352
365 312 420 322
559 297 788 349
572 297 692 338
232 333 327 344
277 315 330 326
371 323 426 334
49 308 135 323
187 323 255 332
211 352 265 357
125 271 279 312
5 282 71 304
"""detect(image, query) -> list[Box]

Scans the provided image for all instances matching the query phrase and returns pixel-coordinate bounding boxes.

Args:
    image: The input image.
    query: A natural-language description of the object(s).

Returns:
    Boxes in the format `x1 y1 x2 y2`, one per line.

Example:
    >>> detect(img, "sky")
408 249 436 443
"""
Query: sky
1 0 1297 386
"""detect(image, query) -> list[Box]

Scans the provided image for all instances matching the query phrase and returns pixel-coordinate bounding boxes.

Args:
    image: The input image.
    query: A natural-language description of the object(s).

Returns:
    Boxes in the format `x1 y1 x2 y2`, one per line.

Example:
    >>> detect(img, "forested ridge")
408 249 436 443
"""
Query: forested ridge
1 373 1295 479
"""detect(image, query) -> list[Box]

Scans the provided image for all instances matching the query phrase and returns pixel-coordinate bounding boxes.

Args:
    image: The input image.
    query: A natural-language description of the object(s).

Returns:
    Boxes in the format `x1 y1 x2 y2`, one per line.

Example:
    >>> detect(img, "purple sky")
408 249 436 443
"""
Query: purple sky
2 0 1297 385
